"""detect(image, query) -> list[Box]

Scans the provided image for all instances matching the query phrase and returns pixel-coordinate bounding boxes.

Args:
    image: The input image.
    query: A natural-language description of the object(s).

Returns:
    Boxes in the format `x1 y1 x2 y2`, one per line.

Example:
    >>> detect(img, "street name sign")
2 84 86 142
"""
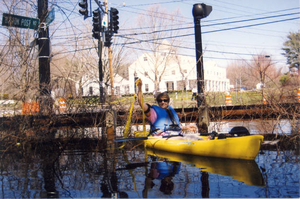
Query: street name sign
2 13 39 30
45 8 55 26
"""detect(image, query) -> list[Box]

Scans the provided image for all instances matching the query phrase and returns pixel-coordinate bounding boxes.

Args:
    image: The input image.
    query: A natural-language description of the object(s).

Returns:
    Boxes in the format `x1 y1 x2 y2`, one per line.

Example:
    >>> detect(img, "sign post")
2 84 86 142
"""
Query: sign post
2 13 39 30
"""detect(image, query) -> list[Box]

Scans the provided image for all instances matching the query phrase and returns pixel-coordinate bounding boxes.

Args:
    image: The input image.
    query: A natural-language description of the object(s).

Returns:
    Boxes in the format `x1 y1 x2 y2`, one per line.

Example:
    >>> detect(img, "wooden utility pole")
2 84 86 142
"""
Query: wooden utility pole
105 0 115 100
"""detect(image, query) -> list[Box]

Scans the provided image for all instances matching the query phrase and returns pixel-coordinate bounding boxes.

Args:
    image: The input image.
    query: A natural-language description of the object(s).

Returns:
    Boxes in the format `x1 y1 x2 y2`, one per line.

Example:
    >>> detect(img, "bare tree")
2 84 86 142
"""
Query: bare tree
0 0 40 102
131 5 183 91
226 60 248 89
246 54 281 89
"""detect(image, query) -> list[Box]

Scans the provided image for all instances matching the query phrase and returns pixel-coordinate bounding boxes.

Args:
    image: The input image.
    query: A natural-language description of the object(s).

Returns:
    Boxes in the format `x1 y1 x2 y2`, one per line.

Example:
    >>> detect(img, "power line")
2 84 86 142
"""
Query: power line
204 16 299 34
119 11 299 36
122 45 286 63
116 16 298 45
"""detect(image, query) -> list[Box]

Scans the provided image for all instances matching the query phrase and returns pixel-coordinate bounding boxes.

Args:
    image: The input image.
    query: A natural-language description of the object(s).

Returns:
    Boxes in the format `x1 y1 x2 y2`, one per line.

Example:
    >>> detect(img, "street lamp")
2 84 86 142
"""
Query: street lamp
192 3 212 133
192 3 212 107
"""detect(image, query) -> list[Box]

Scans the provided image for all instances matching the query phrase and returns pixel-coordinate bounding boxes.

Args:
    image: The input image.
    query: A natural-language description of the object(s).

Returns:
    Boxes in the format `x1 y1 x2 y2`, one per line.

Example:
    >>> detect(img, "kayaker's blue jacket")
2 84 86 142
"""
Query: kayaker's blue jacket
153 161 181 179
150 105 181 133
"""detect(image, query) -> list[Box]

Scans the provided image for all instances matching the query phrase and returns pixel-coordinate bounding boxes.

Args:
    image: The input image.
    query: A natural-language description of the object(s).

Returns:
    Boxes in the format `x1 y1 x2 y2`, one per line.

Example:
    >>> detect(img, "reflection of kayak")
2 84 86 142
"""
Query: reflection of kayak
147 148 265 187
144 134 263 160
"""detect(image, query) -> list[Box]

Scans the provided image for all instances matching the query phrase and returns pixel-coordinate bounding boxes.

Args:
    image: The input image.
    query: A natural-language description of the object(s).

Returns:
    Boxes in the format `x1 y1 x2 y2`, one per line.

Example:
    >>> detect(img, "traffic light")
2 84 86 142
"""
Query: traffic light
104 31 112 47
110 7 119 34
79 0 88 18
92 9 101 39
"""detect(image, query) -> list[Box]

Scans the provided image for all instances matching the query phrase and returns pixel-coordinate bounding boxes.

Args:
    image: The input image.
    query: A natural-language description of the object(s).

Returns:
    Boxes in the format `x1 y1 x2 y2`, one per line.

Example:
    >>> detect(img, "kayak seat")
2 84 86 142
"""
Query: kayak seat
229 126 250 137
218 134 226 139
210 131 218 140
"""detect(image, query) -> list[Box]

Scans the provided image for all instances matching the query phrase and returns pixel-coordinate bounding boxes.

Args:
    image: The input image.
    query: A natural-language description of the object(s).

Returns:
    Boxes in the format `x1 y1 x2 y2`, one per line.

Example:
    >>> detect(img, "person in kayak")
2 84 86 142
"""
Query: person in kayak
137 79 209 140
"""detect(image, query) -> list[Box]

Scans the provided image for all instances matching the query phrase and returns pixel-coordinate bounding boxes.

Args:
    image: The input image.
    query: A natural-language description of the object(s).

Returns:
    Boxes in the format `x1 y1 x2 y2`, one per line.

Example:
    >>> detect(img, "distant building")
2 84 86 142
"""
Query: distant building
77 41 230 96
256 82 265 90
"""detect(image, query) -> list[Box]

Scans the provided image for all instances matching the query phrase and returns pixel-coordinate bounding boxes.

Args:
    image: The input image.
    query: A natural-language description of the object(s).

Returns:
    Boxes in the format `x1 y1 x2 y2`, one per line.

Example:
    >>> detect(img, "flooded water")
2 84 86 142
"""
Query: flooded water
0 120 299 198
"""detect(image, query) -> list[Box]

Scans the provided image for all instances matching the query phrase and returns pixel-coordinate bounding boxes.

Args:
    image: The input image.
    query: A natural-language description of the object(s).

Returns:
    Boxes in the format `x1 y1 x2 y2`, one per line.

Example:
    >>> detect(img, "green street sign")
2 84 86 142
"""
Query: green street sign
2 13 39 30
45 8 55 26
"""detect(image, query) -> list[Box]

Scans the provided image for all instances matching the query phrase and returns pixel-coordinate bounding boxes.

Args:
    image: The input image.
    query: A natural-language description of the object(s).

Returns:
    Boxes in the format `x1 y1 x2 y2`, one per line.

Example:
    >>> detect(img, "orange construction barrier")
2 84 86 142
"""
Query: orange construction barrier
22 102 39 115
297 89 300 103
263 95 267 105
58 97 67 112
225 92 232 106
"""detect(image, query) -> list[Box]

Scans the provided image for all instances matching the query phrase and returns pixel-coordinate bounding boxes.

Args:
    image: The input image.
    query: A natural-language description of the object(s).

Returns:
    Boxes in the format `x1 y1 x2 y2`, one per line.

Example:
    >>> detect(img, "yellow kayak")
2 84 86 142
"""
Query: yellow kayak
143 134 263 160
146 148 265 187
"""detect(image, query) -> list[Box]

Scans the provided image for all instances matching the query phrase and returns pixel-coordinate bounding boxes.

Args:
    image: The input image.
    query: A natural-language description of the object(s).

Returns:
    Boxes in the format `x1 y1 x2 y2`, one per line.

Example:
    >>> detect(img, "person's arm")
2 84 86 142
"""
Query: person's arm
181 124 197 132
137 79 151 117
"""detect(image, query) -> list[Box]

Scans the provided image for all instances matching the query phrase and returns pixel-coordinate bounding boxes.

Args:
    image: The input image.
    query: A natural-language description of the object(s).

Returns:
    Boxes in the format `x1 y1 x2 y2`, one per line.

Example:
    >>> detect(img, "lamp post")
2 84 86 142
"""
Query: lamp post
192 3 212 133
192 3 212 107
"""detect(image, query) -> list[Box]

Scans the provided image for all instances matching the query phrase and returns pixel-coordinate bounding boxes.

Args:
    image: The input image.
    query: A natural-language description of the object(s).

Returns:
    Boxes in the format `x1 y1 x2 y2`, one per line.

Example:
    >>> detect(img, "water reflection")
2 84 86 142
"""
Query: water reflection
0 128 299 198
146 148 265 187
143 159 180 196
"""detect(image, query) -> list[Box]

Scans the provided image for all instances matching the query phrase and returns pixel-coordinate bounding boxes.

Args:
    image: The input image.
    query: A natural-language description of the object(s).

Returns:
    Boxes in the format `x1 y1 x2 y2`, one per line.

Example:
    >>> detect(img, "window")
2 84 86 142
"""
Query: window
115 86 120 95
145 84 149 92
144 57 147 61
172 70 175 75
89 87 93 95
125 85 129 94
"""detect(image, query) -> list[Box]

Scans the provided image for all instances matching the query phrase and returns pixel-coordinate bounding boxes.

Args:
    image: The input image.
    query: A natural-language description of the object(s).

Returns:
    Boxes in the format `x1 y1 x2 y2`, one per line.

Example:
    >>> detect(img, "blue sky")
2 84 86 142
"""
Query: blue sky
106 0 299 70
1 0 298 71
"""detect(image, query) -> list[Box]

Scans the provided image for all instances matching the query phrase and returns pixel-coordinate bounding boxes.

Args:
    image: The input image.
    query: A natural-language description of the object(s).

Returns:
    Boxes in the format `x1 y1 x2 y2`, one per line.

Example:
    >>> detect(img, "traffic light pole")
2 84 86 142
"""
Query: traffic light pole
98 39 105 104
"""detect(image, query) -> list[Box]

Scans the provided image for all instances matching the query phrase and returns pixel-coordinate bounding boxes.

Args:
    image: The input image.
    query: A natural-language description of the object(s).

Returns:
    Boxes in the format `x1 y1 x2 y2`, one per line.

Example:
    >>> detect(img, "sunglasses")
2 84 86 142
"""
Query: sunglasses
158 99 169 103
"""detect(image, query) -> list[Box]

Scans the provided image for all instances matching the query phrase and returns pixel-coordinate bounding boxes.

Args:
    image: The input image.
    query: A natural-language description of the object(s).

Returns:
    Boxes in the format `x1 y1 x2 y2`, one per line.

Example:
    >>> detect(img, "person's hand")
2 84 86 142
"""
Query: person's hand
137 78 142 89
182 124 197 133
188 125 197 132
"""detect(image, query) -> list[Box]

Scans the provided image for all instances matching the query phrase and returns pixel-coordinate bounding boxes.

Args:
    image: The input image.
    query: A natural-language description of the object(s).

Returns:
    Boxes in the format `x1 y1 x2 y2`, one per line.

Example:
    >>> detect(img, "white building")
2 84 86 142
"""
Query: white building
77 41 230 96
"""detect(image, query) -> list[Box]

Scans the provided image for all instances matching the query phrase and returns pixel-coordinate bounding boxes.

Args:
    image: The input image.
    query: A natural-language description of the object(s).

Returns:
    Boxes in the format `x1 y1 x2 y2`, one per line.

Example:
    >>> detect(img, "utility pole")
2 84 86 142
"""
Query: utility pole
104 0 115 101
38 0 52 114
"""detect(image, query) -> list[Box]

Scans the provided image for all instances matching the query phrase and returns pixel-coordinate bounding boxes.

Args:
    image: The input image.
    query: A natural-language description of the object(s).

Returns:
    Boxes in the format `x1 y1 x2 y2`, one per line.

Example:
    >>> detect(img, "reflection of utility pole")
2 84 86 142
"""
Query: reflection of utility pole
201 171 209 198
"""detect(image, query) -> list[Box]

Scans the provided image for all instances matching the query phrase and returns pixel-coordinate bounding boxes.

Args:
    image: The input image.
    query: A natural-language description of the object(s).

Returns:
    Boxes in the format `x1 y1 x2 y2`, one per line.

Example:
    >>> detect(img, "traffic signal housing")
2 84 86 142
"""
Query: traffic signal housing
92 9 101 39
104 31 112 47
110 7 119 34
79 0 88 19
